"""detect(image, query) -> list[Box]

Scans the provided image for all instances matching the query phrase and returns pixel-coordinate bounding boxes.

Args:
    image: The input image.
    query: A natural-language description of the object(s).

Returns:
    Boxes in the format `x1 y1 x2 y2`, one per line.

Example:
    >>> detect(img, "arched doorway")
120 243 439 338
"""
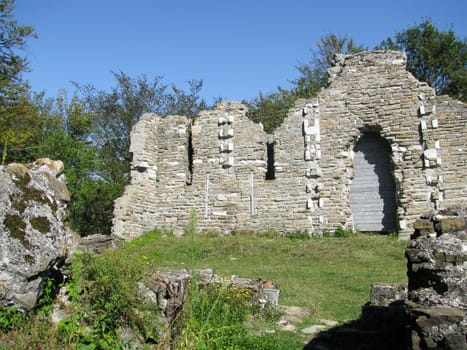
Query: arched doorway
350 133 397 232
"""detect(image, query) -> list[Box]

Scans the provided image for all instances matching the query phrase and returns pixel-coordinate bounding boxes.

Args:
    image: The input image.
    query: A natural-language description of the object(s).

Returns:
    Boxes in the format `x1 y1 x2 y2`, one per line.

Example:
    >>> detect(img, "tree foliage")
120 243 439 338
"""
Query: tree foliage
32 76 212 236
0 0 39 162
378 18 466 101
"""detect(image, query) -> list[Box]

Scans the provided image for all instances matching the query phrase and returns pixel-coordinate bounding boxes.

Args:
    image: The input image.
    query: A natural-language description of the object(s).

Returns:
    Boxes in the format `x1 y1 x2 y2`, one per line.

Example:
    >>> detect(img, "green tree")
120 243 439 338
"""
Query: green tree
43 74 212 236
245 87 296 133
0 0 38 162
377 18 466 101
294 34 366 97
33 92 102 235
166 79 213 120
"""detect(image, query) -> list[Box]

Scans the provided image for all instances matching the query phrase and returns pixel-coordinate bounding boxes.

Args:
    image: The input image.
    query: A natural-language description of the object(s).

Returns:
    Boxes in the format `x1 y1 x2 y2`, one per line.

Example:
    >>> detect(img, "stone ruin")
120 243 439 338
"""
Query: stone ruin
112 50 466 240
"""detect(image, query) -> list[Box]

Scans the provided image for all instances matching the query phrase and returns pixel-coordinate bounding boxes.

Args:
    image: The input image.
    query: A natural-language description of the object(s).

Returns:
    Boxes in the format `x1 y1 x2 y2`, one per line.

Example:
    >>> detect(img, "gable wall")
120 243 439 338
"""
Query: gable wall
112 51 466 240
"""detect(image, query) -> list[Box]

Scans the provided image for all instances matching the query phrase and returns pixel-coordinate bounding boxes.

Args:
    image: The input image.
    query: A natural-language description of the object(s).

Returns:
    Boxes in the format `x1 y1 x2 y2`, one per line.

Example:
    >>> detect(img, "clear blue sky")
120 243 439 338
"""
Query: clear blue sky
14 0 467 103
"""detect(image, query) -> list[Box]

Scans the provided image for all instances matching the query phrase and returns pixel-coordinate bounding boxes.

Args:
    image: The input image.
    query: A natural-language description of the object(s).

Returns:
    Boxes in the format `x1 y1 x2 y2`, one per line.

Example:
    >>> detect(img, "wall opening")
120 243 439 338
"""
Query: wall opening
266 141 275 180
187 125 194 185
350 132 397 232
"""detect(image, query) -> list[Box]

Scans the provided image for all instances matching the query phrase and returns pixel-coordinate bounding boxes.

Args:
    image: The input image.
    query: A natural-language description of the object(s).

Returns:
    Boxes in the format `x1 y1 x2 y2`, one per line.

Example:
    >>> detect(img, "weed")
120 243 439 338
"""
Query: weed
185 208 198 237
334 226 353 237
258 228 281 238
286 230 311 240
0 307 22 333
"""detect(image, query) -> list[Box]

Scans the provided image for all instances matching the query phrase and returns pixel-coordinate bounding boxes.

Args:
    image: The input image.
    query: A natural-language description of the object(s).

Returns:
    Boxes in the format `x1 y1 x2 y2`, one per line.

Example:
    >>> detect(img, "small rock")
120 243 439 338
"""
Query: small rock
302 325 327 335
281 324 297 332
319 319 339 327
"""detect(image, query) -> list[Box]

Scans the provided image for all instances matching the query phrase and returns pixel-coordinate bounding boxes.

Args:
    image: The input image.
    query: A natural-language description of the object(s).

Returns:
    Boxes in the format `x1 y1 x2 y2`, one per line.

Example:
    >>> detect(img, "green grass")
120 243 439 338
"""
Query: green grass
0 230 407 349
126 230 407 321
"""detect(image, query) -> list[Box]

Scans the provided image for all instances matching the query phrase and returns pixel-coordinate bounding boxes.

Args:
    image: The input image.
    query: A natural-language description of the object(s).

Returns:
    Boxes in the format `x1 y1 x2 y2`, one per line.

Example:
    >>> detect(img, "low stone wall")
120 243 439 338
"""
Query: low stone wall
405 207 466 349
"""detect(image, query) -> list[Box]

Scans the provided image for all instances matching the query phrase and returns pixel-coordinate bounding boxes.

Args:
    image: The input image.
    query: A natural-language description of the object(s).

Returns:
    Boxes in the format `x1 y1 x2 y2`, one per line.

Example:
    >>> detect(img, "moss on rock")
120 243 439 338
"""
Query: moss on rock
4 214 27 246
30 216 51 234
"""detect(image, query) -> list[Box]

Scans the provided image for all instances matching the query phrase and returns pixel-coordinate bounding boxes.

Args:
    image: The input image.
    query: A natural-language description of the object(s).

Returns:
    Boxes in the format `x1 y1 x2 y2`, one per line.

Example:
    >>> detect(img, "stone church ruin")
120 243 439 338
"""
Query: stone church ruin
112 51 466 240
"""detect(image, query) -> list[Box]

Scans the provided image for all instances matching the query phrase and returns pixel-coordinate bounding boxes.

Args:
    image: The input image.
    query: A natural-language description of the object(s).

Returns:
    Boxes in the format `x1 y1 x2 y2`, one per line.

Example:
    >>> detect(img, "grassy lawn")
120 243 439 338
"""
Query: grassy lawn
0 230 408 349
125 230 408 322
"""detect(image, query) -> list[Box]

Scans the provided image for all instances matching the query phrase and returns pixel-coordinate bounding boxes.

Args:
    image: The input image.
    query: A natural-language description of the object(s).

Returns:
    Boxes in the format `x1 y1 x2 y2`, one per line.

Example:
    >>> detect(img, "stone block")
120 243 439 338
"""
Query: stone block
369 283 408 306
413 219 434 237
435 217 466 235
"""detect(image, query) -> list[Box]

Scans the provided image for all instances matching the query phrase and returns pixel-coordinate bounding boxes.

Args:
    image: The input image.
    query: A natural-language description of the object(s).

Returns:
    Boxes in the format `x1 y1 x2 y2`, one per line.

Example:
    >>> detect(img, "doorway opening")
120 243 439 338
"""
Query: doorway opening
350 133 397 232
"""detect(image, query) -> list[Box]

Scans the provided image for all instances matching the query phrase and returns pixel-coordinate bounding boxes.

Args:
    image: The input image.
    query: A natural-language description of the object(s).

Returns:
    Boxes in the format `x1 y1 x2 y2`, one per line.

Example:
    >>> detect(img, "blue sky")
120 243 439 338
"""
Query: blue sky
14 0 467 103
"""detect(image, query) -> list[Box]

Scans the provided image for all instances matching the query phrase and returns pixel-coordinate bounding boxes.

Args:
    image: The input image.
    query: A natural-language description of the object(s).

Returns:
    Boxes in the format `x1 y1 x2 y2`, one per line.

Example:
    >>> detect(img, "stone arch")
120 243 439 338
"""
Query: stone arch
350 132 397 232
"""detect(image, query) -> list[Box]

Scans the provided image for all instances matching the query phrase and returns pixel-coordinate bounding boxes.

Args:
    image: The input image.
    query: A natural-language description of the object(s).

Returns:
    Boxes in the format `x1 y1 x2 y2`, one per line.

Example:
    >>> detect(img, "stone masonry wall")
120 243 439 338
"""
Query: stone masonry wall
113 51 466 240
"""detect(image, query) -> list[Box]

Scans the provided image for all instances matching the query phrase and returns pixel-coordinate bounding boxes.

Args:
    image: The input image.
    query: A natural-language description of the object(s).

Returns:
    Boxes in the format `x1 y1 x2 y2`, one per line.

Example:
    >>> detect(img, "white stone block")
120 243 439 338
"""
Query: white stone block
399 220 407 229
424 148 437 161
420 120 427 130
220 143 234 152
227 115 234 123
419 105 425 115
435 140 440 149
218 116 227 124
431 119 438 128
216 194 227 201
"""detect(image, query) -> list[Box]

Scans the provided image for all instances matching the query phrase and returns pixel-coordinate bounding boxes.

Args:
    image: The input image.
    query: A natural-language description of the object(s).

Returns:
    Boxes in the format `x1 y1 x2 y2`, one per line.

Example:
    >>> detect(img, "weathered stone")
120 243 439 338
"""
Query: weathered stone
369 283 408 306
77 234 117 256
406 233 466 309
435 217 466 235
407 302 467 350
138 269 269 329
113 50 466 240
413 219 435 237
0 159 74 310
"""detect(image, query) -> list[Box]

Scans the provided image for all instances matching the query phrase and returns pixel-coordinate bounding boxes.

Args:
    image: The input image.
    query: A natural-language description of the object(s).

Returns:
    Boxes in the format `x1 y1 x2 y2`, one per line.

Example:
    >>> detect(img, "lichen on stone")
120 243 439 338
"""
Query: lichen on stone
3 213 28 246
30 216 51 234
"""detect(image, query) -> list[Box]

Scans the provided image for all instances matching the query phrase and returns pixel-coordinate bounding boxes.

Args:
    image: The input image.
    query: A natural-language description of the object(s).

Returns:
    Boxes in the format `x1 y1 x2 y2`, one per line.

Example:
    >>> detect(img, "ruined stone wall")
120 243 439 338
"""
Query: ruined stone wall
112 50 466 240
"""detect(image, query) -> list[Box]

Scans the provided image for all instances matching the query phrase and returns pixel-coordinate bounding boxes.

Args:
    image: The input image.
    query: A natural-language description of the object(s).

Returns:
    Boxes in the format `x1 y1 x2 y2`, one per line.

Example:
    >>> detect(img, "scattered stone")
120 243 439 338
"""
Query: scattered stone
319 319 338 327
77 234 117 256
369 283 408 306
302 325 327 335
280 323 297 332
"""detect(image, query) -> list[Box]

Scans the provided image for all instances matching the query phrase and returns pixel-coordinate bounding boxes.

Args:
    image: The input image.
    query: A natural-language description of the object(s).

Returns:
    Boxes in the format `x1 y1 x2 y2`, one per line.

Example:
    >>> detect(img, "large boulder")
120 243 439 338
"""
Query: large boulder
0 159 78 310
